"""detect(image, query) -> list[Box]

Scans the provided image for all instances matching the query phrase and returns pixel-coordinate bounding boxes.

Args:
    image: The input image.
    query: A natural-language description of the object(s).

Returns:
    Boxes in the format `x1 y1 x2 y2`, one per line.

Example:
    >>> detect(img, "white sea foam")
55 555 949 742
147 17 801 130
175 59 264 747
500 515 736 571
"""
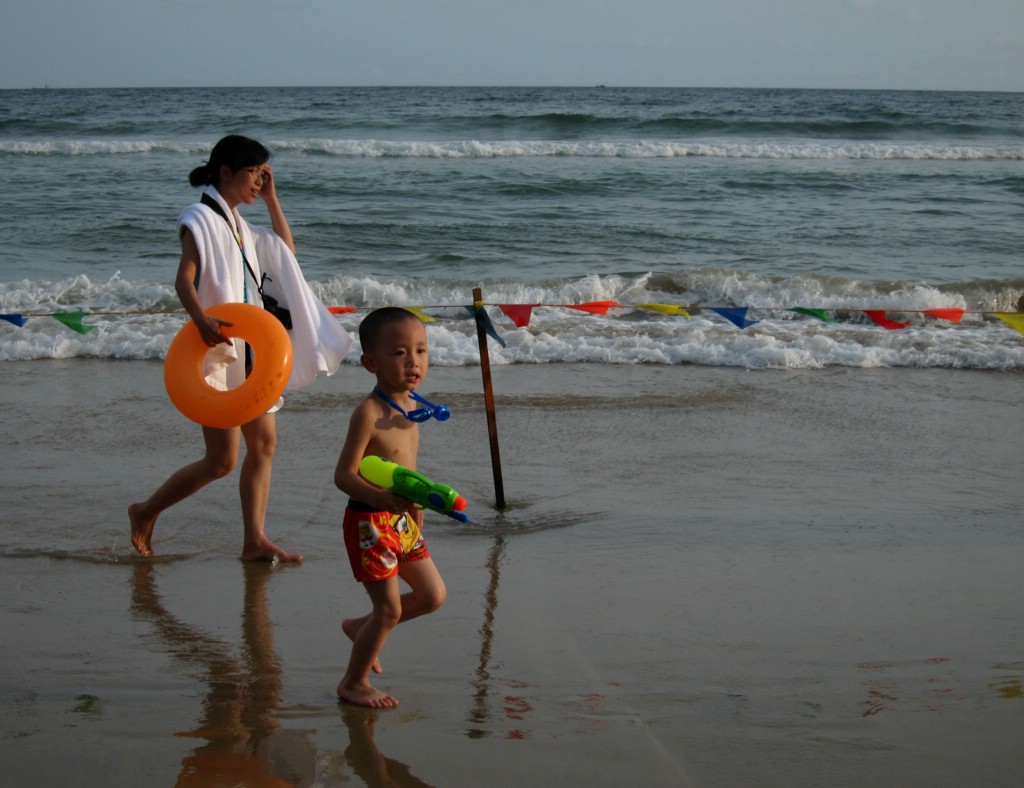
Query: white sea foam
3 272 1022 369
273 138 1024 161
3 137 1020 162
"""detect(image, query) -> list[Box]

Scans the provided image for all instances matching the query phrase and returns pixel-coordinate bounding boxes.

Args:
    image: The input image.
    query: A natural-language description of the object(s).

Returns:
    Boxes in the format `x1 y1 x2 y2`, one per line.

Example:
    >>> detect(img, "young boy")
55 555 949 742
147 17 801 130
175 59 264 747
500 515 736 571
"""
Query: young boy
334 307 447 708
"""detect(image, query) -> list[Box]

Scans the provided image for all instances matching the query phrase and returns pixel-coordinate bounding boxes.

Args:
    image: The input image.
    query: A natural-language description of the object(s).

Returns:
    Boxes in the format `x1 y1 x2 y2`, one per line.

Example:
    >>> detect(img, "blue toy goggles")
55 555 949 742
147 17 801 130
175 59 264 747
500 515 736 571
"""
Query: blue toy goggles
374 386 450 423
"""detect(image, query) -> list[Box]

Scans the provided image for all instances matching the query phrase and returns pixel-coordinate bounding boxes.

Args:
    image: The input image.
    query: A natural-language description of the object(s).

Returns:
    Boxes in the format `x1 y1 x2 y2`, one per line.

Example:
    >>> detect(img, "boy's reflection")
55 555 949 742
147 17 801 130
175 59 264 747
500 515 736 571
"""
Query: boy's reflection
130 562 315 786
339 705 434 788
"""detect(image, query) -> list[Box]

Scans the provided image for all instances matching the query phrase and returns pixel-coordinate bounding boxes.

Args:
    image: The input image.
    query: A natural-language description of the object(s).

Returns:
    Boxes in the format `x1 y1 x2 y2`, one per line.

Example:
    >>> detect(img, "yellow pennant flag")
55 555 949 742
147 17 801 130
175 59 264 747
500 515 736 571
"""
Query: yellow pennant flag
401 306 435 323
993 313 1024 336
636 303 691 318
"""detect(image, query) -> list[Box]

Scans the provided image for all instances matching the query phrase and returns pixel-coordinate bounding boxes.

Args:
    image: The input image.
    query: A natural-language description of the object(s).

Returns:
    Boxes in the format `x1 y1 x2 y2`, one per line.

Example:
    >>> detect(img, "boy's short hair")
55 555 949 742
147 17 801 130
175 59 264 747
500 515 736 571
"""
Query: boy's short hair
359 307 421 354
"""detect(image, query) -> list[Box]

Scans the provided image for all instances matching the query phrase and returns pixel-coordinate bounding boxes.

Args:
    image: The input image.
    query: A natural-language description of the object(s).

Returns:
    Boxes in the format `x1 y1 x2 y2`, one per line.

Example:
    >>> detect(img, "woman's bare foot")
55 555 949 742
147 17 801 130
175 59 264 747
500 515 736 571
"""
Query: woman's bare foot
343 618 382 673
337 681 398 709
241 536 302 563
128 503 155 557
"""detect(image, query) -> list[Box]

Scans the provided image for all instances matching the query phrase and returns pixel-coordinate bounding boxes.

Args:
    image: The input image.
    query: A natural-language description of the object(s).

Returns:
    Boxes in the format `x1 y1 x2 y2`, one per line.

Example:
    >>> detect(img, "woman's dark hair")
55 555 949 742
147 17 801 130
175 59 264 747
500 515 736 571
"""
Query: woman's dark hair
188 135 271 187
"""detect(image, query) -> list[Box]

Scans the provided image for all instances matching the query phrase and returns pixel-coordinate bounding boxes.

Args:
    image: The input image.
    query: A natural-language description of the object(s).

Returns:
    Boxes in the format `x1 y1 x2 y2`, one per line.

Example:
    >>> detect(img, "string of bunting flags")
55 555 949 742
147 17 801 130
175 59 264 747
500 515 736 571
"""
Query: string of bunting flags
3 302 1024 341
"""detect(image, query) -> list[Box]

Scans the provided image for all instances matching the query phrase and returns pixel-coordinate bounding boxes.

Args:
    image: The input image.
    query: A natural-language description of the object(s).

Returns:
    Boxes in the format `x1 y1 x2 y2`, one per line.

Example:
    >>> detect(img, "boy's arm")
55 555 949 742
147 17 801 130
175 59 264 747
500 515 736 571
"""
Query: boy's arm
334 401 418 514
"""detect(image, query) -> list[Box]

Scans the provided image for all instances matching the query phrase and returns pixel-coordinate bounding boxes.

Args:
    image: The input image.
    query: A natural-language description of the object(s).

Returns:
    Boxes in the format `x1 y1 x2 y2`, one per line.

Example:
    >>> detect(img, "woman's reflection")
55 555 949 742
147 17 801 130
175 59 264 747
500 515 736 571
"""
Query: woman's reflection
130 562 315 786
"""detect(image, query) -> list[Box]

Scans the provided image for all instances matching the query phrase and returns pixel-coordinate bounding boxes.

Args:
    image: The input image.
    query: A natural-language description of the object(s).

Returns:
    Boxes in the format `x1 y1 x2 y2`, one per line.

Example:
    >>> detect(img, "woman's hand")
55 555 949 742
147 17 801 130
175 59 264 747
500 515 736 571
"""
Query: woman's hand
197 314 233 347
257 165 296 253
257 165 278 202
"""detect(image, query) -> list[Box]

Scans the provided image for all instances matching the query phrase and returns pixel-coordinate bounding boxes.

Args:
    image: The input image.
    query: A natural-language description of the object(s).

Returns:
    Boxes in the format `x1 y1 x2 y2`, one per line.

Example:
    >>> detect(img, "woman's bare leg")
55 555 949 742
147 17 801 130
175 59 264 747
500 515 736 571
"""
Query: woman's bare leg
129 426 240 556
238 412 301 562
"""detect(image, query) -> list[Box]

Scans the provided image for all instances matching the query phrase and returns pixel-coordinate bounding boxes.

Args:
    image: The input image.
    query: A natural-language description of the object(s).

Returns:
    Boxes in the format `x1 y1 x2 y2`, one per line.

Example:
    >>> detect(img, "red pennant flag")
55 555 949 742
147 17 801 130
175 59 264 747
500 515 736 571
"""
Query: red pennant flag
863 310 910 330
328 306 355 315
567 301 622 316
923 308 964 323
498 303 539 328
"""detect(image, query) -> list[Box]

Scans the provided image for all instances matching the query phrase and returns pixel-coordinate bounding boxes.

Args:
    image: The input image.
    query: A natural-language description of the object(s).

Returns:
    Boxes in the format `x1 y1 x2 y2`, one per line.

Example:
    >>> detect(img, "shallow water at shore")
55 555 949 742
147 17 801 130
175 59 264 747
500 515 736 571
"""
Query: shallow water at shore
1 360 1022 785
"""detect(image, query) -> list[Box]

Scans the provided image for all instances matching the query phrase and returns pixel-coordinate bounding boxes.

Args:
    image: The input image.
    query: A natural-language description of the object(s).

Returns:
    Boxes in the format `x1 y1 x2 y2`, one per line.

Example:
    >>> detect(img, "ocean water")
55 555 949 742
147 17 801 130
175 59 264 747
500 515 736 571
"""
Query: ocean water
1 85 1023 368
2 87 1023 785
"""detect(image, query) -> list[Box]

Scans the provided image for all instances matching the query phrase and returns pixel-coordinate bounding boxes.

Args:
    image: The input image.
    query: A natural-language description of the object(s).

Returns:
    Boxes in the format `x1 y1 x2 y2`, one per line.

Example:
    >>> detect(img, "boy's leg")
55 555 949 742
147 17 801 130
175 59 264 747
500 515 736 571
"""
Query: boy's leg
396 557 446 621
339 578 402 708
343 617 383 673
342 557 446 672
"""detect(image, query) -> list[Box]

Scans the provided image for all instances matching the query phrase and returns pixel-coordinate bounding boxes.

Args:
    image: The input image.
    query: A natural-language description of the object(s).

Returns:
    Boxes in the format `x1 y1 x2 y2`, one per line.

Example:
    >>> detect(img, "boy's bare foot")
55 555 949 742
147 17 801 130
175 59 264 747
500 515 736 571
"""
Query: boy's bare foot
337 681 399 709
343 618 382 673
241 537 303 563
128 503 155 557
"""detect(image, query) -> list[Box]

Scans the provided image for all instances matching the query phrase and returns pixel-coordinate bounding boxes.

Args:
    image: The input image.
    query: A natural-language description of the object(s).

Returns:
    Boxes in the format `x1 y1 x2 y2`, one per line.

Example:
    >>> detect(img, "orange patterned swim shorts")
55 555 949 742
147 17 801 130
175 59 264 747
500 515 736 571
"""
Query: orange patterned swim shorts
343 503 430 582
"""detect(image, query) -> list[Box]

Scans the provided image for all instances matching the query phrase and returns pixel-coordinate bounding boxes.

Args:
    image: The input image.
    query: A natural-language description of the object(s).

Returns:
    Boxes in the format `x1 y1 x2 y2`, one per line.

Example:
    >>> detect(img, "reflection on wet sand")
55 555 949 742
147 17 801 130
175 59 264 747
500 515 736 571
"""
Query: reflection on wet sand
339 704 433 788
467 532 509 739
130 563 316 786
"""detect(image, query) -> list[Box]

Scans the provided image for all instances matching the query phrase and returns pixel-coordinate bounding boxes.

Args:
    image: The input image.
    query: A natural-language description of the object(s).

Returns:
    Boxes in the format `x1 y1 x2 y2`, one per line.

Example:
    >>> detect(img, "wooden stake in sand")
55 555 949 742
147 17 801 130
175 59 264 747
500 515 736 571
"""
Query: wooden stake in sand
472 287 506 509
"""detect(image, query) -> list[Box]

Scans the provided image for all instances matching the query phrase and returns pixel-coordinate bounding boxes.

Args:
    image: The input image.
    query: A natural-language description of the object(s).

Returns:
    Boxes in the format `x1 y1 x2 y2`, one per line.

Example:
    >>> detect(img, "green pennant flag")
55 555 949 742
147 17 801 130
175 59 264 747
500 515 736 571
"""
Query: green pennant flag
790 307 838 323
51 311 95 335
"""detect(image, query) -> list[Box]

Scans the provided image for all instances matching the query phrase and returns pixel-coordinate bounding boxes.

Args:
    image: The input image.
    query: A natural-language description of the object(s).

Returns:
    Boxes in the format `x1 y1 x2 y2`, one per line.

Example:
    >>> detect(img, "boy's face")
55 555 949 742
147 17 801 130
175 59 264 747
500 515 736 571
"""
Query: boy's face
361 317 429 393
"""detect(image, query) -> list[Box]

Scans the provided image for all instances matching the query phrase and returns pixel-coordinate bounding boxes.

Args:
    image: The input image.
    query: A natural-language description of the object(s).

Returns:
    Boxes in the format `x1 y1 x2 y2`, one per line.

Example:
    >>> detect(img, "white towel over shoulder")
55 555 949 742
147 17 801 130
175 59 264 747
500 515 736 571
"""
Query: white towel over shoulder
251 228 353 389
176 186 352 396
177 192 246 391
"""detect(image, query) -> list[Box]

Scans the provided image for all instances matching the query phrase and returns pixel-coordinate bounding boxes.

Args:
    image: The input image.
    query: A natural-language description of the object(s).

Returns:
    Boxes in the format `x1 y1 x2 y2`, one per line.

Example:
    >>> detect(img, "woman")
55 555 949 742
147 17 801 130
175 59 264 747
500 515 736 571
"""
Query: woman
130 135 349 562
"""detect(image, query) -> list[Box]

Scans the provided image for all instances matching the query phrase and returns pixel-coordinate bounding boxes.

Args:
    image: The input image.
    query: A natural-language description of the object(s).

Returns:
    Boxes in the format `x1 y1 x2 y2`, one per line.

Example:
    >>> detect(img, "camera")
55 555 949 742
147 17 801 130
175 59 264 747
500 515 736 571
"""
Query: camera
261 293 292 330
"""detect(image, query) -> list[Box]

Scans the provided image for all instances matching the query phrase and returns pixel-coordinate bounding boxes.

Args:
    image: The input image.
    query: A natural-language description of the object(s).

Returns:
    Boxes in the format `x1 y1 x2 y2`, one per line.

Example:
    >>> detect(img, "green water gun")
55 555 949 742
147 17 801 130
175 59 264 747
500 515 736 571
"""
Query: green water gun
359 455 470 523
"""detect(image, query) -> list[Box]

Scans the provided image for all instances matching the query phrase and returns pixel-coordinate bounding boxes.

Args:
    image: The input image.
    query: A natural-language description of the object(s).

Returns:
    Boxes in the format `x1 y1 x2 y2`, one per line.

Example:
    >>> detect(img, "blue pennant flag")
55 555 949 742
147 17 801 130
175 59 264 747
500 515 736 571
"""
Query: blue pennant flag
708 307 758 329
466 304 506 347
1 313 29 327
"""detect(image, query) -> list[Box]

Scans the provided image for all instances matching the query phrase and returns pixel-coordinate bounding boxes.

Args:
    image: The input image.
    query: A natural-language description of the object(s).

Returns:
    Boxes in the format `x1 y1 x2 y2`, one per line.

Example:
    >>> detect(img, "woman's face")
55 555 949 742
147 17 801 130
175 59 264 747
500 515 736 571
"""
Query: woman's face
217 163 268 207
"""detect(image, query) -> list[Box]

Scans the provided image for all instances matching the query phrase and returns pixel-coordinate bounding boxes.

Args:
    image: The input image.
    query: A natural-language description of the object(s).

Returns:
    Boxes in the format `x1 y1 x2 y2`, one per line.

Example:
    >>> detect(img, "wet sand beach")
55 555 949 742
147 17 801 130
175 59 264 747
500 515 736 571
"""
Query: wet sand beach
1 359 1022 786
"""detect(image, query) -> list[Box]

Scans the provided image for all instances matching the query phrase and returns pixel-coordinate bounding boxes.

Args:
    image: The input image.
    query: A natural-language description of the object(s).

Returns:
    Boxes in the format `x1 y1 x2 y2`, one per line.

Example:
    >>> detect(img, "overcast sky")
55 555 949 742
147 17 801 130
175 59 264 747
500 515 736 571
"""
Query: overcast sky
2 0 1021 91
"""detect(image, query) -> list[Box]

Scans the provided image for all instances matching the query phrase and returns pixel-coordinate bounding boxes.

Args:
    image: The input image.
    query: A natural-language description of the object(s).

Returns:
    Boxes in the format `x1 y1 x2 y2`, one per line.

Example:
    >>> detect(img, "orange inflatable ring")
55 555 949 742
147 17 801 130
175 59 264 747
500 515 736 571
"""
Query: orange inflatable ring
164 302 294 428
